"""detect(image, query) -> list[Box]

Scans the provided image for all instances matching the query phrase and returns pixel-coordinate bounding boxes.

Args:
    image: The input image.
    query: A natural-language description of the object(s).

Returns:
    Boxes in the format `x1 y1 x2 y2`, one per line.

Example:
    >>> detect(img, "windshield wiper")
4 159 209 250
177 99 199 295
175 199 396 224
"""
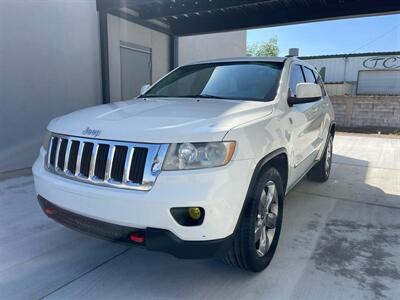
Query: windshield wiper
179 94 226 99
140 94 226 99
139 95 169 98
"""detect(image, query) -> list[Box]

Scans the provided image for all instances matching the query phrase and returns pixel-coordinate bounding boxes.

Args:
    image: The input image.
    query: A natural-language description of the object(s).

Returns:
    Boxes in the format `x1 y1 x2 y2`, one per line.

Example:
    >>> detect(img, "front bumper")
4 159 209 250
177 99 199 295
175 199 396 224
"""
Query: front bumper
33 148 253 242
38 196 233 259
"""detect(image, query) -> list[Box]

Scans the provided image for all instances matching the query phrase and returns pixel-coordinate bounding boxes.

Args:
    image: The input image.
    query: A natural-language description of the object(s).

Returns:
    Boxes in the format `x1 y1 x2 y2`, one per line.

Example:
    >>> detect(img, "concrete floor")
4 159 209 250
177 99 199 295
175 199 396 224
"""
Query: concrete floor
1 133 399 300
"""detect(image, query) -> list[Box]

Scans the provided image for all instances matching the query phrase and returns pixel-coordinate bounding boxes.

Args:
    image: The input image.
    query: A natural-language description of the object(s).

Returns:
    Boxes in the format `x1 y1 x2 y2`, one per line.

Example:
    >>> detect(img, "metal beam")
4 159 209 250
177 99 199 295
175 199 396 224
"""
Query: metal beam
96 0 160 12
99 11 110 103
139 0 273 20
169 36 179 70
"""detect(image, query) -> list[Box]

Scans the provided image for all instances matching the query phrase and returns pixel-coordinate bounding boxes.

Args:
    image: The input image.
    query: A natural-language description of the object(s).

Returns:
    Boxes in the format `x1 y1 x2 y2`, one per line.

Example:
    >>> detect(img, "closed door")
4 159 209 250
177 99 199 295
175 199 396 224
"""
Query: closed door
288 65 319 166
120 45 151 100
287 64 323 184
358 70 400 95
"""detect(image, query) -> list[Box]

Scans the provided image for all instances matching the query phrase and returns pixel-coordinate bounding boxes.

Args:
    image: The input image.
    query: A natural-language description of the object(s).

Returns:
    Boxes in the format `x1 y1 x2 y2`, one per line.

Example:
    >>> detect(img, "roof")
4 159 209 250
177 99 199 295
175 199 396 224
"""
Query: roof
187 56 288 66
96 0 400 36
300 51 400 60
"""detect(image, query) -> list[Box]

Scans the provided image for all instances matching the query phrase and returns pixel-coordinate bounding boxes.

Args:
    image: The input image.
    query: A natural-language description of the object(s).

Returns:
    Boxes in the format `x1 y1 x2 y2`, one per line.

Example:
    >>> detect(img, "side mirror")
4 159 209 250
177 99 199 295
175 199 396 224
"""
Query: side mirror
288 83 322 106
140 84 151 95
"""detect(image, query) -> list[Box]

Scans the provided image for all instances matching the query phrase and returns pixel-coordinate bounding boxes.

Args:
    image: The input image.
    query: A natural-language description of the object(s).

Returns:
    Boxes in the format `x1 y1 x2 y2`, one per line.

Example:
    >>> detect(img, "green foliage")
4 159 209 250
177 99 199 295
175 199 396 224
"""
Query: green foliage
247 37 279 57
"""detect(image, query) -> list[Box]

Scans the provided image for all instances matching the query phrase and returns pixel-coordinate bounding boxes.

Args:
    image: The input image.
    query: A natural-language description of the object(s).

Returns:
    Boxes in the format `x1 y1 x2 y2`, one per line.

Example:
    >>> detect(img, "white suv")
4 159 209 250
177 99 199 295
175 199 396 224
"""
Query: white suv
33 57 335 272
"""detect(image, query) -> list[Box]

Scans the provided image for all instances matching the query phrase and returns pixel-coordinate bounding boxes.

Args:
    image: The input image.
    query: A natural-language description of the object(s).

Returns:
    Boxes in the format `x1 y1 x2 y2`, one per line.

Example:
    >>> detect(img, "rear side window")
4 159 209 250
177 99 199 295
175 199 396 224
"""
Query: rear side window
289 64 305 97
303 67 317 83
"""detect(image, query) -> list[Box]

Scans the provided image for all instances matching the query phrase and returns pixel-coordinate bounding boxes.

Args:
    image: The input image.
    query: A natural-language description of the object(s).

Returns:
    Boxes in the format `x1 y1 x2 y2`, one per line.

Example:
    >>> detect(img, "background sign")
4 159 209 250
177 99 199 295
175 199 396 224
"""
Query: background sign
363 56 400 69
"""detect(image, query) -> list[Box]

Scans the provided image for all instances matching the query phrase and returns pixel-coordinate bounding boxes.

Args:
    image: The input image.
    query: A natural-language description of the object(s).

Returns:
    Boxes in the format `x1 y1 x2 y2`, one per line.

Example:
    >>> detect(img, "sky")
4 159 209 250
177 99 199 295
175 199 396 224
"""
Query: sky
247 14 400 56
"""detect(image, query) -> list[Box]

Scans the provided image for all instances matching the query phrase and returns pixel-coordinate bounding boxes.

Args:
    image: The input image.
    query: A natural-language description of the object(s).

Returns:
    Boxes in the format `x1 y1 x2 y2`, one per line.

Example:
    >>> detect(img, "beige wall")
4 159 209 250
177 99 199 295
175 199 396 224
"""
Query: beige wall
107 14 170 101
178 31 247 65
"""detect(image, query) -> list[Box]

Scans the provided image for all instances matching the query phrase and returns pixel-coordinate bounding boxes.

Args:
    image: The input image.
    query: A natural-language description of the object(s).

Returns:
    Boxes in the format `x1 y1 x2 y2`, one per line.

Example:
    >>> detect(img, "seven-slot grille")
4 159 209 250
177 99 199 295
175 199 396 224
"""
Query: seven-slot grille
46 134 167 191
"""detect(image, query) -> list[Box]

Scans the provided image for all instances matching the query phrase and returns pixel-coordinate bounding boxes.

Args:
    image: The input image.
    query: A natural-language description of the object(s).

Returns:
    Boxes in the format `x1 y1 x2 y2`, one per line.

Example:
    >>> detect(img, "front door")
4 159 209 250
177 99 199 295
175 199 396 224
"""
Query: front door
287 64 323 184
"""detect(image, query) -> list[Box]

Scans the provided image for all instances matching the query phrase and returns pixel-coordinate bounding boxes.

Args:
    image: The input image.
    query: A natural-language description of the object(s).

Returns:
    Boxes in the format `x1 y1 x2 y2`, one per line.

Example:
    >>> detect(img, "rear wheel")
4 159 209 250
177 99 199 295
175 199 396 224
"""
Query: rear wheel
223 167 283 272
308 134 333 182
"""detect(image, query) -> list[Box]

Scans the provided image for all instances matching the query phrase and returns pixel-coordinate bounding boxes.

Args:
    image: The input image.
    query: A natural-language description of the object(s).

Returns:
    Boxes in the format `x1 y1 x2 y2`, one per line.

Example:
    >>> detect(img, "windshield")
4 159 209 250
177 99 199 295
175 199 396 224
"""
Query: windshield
142 62 283 101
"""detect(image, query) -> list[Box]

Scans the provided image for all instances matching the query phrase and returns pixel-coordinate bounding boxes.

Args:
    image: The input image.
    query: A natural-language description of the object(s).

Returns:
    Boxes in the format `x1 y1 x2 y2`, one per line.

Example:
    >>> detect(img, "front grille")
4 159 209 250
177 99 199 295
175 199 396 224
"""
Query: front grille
46 133 168 191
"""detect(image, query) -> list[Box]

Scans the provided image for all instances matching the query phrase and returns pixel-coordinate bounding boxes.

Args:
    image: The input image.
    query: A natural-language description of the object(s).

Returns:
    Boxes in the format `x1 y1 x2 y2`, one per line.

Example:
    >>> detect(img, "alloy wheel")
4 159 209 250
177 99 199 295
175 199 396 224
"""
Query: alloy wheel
254 181 278 257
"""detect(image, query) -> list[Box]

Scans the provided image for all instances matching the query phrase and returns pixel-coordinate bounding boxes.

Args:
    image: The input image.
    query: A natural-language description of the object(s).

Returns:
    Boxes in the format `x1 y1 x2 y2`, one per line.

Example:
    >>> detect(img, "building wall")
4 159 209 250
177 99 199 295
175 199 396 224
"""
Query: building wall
303 54 400 95
0 0 102 173
178 31 247 65
331 96 400 130
303 54 400 82
107 14 170 101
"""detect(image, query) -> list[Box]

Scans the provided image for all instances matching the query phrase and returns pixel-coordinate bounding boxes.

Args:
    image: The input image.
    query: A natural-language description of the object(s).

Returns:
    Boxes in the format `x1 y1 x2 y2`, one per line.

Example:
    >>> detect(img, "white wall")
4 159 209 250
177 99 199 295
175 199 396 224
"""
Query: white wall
0 0 102 172
303 54 400 83
107 14 170 101
178 31 247 65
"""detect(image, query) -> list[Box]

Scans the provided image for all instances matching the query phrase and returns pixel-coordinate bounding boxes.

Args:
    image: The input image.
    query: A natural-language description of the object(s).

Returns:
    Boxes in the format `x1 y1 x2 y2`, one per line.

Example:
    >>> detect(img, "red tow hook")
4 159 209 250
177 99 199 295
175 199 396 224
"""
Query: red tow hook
130 232 145 244
44 207 57 215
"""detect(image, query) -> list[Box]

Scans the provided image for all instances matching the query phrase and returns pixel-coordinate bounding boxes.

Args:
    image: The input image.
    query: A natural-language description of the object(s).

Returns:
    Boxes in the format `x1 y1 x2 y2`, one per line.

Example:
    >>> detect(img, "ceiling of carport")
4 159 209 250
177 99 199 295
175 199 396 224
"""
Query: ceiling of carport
97 0 400 36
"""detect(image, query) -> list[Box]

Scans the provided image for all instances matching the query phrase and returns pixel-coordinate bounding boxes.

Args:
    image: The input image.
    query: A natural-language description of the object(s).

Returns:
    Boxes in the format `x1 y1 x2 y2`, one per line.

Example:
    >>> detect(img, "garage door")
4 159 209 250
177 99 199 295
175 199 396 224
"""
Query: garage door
357 70 400 95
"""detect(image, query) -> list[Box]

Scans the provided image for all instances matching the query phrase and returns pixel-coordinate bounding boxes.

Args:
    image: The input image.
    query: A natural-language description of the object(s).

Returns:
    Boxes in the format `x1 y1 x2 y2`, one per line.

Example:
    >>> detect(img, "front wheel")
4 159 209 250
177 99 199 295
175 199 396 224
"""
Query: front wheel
223 167 283 272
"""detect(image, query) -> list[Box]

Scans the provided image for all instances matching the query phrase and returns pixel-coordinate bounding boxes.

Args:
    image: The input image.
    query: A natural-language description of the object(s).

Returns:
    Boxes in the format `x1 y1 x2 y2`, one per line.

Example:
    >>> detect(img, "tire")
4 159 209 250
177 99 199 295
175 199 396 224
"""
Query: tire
308 134 333 182
223 167 284 272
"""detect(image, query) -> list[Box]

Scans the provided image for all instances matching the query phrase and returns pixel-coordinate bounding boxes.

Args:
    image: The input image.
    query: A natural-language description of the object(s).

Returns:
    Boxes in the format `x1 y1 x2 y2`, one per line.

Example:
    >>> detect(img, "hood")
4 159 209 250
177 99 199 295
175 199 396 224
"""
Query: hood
48 98 274 143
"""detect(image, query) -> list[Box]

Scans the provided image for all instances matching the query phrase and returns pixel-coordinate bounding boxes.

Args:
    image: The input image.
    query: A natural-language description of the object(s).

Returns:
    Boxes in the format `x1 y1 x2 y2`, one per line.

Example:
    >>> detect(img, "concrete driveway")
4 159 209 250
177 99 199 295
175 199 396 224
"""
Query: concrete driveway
1 133 399 300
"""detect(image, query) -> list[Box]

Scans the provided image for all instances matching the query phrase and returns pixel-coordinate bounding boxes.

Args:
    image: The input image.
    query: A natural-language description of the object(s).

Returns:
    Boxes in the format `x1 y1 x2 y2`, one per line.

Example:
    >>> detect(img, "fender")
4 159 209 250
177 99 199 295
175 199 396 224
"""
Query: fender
233 147 288 234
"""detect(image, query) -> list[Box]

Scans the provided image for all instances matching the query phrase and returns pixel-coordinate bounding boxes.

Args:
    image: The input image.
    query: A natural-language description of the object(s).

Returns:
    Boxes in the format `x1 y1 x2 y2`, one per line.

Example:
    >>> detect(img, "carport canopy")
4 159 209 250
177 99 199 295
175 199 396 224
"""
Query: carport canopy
95 0 400 101
97 0 400 36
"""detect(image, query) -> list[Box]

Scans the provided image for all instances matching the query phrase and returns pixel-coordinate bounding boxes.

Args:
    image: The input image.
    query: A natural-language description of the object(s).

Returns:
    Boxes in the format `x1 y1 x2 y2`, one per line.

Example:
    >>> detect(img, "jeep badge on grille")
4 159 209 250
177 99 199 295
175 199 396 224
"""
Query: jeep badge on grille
82 127 101 138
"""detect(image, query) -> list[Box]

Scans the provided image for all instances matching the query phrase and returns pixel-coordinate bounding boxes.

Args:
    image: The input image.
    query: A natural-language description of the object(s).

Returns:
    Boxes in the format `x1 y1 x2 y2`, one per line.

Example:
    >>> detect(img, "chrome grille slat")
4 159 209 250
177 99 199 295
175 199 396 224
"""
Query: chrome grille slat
89 143 99 179
123 147 134 184
45 133 166 191
54 138 62 172
47 137 55 167
75 142 84 176
63 140 72 173
104 145 115 181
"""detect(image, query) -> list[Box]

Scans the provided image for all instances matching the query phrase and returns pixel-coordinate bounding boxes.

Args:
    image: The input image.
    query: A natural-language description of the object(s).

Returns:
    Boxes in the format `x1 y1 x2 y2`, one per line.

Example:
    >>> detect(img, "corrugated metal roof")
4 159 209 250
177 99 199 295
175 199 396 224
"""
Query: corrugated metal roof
300 51 400 60
97 0 400 36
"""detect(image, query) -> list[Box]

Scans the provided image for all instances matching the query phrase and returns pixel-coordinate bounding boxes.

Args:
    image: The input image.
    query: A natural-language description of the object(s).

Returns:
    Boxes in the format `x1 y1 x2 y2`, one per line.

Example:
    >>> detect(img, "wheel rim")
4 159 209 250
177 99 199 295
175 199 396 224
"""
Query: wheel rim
325 138 333 176
255 181 278 257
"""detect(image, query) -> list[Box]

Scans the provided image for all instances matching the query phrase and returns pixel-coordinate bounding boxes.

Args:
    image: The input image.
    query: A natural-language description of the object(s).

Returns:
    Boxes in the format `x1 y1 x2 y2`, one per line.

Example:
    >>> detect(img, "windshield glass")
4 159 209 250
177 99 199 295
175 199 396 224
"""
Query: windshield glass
142 62 283 101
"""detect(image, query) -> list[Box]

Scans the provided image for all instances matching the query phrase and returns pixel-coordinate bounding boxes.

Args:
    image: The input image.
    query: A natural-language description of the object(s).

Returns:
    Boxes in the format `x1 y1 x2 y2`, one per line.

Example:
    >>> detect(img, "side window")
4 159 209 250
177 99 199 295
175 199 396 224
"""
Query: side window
313 70 327 96
289 64 305 97
302 67 317 83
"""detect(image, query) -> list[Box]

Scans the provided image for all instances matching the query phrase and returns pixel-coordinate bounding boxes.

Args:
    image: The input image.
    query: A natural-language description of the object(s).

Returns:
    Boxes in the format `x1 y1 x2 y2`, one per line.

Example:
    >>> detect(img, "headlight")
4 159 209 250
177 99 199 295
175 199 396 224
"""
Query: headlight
43 130 52 150
162 141 236 170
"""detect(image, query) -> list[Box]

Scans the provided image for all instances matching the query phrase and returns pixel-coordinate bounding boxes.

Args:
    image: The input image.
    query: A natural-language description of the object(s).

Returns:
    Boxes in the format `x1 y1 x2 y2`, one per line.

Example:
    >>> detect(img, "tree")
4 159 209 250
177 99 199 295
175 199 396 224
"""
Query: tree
247 37 279 57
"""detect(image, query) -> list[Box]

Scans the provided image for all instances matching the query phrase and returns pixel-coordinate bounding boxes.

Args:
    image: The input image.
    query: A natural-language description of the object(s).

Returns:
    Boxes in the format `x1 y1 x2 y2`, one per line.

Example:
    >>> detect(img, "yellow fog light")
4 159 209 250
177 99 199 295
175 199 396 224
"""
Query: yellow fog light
188 207 202 220
170 207 205 226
